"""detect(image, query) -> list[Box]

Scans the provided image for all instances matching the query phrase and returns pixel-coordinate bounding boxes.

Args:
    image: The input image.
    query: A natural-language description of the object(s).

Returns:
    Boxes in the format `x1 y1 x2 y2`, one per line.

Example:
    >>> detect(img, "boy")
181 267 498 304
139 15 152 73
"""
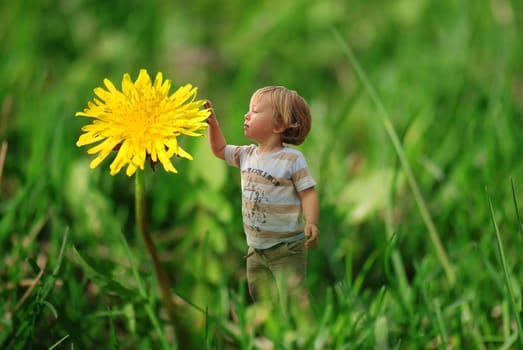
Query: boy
206 86 320 309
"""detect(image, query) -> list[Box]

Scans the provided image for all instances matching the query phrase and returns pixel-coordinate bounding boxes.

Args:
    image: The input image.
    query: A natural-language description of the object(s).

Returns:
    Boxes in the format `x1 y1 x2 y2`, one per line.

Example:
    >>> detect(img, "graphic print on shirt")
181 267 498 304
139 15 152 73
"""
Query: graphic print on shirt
243 167 280 232
244 171 265 232
244 167 281 186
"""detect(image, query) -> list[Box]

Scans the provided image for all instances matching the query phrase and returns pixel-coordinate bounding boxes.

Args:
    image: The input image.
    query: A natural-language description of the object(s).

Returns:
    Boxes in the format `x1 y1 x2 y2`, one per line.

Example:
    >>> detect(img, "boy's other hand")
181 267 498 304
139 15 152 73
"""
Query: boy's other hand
304 223 320 249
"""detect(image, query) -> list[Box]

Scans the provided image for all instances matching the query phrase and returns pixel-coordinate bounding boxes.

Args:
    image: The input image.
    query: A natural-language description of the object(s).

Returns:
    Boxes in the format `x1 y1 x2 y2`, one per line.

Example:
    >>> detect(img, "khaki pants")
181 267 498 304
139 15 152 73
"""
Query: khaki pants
245 238 309 311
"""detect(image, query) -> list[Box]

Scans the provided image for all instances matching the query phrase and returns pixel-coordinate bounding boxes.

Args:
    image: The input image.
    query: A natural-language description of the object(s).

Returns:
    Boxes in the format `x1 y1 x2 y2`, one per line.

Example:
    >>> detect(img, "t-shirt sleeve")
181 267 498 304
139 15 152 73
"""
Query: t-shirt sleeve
292 154 317 192
224 145 242 168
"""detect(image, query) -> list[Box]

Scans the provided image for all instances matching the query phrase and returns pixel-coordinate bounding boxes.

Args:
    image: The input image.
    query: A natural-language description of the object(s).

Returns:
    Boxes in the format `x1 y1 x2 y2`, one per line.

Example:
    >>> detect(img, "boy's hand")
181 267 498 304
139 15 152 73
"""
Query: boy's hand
204 100 217 124
304 223 320 249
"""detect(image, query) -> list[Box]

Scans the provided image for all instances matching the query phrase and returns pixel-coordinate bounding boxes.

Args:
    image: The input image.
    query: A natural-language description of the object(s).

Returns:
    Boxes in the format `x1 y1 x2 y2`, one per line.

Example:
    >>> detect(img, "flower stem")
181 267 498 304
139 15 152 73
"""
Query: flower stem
135 170 180 346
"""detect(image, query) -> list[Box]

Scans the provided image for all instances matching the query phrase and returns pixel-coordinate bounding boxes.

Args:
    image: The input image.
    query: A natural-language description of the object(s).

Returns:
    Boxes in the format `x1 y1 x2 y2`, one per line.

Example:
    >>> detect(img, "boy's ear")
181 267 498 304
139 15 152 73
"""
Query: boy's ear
272 122 286 134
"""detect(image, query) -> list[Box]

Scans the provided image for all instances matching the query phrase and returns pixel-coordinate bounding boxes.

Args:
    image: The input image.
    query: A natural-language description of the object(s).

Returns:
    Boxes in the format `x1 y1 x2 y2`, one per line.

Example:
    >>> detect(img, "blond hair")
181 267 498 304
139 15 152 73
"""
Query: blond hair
252 86 312 145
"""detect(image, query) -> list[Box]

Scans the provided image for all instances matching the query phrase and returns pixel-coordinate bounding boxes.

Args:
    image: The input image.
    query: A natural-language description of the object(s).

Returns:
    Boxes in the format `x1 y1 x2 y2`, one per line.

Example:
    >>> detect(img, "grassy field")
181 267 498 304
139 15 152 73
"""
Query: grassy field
1 0 523 349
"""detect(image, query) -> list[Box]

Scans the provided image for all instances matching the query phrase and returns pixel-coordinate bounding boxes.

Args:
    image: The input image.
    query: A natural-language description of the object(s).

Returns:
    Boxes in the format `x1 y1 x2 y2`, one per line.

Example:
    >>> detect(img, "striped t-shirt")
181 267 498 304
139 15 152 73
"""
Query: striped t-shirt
224 144 317 249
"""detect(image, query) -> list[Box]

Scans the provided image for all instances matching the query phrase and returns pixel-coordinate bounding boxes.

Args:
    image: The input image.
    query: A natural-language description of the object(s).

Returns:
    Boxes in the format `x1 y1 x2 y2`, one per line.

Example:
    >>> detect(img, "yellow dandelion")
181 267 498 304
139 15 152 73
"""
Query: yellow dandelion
75 69 210 176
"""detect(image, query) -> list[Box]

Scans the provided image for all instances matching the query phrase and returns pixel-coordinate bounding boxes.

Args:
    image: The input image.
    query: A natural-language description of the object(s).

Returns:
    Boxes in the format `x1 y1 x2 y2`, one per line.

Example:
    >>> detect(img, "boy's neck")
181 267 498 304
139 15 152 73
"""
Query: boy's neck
256 141 284 155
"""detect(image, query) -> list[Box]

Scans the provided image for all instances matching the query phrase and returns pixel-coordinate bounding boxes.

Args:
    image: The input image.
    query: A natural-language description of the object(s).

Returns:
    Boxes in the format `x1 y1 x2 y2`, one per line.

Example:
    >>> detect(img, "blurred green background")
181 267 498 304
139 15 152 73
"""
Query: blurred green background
1 0 523 349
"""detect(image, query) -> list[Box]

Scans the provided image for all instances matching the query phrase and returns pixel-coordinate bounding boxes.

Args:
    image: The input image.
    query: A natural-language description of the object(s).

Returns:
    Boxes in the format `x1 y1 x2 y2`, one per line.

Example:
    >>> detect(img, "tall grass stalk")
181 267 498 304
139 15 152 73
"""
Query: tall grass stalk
487 185 523 348
331 28 455 287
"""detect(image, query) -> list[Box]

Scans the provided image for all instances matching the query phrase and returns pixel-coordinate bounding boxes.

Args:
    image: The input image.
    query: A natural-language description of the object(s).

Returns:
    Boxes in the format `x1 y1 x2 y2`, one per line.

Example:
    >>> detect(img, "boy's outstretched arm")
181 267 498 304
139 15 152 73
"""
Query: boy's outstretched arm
205 101 226 160
299 186 320 249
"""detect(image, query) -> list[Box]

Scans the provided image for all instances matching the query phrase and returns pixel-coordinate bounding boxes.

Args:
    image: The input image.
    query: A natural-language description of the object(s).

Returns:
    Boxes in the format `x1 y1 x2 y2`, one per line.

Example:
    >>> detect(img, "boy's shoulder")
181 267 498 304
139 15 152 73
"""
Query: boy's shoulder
274 147 306 162
226 144 257 159
282 146 305 157
227 144 256 152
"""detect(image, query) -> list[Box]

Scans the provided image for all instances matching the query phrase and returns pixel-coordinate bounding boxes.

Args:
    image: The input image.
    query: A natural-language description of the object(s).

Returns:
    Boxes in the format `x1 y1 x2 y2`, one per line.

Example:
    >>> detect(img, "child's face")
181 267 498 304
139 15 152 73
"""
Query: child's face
244 93 278 143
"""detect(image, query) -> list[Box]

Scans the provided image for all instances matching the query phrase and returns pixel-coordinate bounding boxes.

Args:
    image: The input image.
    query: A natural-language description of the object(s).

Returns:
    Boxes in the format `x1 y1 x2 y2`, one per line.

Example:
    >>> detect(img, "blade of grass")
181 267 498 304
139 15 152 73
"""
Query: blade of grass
384 112 416 305
107 306 120 350
48 334 70 350
331 28 455 286
13 261 45 312
433 298 448 349
41 226 69 300
374 314 389 350
169 289 244 345
383 230 418 331
499 331 518 350
486 186 523 349
510 177 523 238
0 141 6 185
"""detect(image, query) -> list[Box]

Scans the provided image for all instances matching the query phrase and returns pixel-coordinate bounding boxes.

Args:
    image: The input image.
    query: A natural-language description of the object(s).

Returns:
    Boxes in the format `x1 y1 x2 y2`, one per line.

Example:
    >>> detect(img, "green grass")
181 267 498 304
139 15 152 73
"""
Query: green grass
1 0 523 348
